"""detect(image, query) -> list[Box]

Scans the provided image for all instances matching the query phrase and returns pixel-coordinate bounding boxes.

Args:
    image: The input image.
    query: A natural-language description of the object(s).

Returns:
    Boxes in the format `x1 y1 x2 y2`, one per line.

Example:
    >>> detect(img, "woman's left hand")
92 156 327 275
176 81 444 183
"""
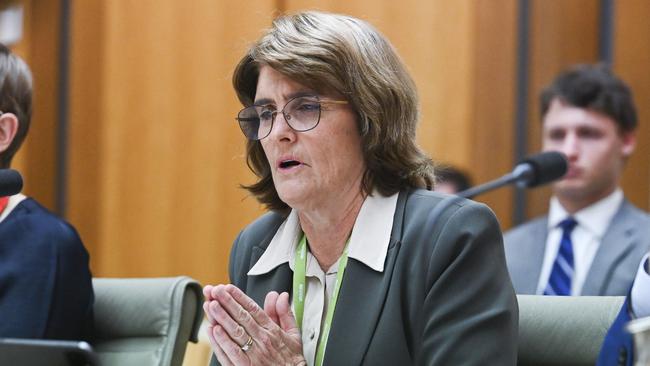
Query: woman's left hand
204 284 306 366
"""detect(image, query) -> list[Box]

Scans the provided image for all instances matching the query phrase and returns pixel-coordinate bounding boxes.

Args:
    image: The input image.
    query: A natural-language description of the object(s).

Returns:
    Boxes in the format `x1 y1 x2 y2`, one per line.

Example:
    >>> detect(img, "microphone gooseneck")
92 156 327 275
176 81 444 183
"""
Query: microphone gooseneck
457 151 567 199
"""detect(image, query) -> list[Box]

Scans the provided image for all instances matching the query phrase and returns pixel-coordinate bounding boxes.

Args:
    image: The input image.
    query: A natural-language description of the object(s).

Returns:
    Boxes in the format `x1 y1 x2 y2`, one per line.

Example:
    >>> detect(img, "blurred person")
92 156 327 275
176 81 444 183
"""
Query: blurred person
434 165 472 194
0 44 93 339
504 64 650 296
203 11 517 366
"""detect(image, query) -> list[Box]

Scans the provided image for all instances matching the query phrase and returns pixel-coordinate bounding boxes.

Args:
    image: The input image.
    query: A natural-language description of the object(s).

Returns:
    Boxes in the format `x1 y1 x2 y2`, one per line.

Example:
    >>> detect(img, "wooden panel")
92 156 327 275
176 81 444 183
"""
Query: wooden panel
615 0 650 210
68 0 106 279
68 1 273 285
3 0 60 209
525 0 599 219
470 0 517 229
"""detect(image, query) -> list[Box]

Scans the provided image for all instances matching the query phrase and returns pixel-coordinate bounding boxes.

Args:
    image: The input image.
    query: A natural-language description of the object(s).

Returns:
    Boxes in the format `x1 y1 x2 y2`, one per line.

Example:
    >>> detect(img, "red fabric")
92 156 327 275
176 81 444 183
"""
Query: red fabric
0 196 8 215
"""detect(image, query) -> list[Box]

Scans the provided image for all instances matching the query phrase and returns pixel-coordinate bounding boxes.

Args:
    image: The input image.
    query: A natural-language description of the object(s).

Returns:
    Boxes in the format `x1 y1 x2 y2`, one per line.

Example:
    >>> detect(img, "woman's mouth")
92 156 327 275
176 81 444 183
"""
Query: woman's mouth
279 160 302 170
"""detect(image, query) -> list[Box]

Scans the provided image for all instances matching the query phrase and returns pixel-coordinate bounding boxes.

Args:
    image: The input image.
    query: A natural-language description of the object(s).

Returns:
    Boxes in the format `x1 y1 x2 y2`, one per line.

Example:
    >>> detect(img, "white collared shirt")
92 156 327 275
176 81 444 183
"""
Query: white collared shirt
536 189 623 295
248 191 398 366
631 253 650 318
0 194 27 224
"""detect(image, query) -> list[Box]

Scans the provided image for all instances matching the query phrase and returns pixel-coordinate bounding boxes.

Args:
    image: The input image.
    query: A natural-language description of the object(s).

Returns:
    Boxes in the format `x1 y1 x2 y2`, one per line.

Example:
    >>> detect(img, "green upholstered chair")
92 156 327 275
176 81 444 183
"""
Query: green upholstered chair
517 295 625 366
92 277 203 366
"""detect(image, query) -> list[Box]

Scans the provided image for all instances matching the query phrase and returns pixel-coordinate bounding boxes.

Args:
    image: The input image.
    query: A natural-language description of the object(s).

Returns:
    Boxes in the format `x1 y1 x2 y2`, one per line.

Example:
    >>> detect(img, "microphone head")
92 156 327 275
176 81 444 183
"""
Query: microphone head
517 151 568 188
0 169 23 196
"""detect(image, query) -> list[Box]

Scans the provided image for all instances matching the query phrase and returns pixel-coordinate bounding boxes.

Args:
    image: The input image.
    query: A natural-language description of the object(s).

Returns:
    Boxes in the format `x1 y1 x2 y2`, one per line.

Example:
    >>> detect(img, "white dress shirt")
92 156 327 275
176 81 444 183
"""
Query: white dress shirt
536 189 623 295
631 253 650 318
248 191 398 366
0 193 26 223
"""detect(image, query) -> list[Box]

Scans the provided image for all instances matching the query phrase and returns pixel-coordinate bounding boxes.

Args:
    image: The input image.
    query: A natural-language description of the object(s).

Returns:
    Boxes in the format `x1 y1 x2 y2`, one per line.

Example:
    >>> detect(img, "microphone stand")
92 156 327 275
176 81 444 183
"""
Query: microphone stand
457 173 521 199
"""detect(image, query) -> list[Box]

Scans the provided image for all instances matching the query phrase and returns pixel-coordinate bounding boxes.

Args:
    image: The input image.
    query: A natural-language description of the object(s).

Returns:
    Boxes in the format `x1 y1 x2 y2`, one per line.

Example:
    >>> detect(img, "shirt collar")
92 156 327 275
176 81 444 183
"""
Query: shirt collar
548 188 623 237
248 190 399 276
0 193 27 224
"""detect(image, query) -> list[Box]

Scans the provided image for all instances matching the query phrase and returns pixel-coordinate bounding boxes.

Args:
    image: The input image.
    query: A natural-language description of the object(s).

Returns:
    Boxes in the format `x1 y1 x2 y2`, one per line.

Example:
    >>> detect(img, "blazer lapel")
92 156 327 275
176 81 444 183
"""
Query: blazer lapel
520 219 548 294
321 191 407 365
581 202 637 295
246 247 293 307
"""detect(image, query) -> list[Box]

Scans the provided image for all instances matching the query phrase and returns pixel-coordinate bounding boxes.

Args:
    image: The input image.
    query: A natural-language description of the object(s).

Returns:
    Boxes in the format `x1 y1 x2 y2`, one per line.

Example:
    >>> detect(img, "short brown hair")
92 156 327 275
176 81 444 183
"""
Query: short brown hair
0 43 32 168
540 64 637 133
233 11 434 212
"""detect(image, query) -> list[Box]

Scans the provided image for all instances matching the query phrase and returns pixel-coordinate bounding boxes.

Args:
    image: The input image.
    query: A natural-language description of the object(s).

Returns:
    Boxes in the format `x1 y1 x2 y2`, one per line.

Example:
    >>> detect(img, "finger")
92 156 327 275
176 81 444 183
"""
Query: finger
203 301 216 325
209 300 250 347
264 291 280 325
207 325 234 366
276 292 300 334
212 323 248 365
210 284 229 302
203 285 214 300
223 284 275 329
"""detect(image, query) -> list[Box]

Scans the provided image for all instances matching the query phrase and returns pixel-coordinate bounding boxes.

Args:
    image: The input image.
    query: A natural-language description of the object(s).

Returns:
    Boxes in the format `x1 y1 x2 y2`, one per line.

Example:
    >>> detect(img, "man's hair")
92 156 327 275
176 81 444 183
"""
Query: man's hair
435 165 472 193
233 11 434 212
0 43 32 168
540 64 637 133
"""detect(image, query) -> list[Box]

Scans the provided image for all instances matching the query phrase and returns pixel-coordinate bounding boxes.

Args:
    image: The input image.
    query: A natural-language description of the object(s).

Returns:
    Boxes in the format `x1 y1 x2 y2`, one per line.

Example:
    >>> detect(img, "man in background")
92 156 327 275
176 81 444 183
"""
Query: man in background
0 43 94 339
504 64 650 296
433 165 472 194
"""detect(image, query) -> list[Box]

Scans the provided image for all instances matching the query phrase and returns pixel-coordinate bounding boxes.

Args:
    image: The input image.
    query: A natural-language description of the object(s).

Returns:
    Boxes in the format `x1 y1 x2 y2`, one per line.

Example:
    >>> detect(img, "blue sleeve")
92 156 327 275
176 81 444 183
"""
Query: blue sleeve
0 212 93 340
42 221 94 340
597 297 634 366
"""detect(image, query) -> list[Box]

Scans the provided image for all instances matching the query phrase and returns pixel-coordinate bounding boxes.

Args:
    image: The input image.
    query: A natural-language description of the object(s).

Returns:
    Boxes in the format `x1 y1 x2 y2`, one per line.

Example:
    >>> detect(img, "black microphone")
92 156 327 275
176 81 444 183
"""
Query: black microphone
457 152 567 199
0 169 23 196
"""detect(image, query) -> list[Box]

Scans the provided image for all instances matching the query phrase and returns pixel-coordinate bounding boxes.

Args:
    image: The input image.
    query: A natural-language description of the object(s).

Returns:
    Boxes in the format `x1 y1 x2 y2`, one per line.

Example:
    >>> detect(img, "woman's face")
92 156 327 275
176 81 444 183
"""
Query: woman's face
256 66 366 211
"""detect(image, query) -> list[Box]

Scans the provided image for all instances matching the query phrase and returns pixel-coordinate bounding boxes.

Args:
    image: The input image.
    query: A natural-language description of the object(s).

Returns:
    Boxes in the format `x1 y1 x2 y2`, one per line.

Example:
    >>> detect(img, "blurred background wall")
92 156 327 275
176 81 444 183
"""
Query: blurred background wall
2 0 649 286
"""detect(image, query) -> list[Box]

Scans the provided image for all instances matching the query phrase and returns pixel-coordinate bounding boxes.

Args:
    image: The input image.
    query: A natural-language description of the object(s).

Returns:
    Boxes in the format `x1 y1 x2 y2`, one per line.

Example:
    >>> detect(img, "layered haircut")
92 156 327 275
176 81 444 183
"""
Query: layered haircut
233 11 434 212
0 43 32 168
540 64 637 133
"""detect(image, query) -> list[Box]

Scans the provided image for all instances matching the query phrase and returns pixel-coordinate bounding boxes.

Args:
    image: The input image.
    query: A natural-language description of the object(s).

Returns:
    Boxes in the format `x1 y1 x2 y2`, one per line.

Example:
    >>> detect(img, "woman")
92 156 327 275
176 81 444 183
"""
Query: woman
204 11 517 366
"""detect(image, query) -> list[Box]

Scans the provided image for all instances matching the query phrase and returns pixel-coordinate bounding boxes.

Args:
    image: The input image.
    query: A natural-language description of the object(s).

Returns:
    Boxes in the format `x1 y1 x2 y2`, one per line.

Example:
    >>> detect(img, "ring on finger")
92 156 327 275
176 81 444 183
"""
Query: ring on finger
240 335 253 352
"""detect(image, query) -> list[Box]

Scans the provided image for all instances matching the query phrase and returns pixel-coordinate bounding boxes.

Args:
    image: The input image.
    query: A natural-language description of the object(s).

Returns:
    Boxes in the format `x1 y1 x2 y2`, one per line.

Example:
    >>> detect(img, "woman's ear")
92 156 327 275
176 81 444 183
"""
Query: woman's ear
0 113 19 153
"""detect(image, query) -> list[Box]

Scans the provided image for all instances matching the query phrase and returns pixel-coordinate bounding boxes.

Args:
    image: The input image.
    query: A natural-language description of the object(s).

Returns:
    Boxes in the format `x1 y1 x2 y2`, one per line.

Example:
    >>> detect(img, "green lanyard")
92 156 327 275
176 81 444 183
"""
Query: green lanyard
292 235 349 366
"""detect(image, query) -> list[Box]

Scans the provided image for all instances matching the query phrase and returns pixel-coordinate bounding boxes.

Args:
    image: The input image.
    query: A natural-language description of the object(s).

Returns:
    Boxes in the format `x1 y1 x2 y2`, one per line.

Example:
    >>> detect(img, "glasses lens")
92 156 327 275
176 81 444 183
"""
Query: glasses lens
237 106 274 140
285 97 321 131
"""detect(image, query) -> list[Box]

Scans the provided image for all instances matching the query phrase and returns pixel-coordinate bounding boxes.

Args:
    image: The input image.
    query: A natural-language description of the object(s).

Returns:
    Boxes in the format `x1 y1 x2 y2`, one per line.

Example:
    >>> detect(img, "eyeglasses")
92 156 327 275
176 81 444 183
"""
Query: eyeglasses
236 95 348 140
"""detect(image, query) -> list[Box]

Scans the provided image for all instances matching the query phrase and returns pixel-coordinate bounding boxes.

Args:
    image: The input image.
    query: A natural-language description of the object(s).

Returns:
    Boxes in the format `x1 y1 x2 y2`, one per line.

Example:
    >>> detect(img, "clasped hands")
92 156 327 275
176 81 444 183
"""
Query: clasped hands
203 284 307 366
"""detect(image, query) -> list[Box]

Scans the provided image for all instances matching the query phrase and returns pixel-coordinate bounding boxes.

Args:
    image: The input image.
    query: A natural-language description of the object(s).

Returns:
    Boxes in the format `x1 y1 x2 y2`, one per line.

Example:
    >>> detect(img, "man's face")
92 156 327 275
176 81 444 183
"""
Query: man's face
542 98 636 209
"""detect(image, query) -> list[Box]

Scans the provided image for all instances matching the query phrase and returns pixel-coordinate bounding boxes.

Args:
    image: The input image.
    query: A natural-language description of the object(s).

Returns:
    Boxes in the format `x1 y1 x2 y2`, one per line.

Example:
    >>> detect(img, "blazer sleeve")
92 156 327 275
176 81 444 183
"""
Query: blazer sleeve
42 221 94 341
0 216 93 340
597 297 634 366
419 201 519 365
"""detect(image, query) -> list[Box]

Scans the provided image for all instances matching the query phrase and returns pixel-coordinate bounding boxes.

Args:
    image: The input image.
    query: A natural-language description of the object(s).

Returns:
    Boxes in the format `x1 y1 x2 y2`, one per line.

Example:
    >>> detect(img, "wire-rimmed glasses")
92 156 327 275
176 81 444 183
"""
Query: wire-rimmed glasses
236 95 348 140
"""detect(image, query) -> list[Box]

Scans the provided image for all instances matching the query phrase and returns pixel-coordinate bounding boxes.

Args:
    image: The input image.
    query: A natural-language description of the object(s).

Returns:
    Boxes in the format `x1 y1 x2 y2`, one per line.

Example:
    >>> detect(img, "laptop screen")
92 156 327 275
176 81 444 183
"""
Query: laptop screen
0 338 98 366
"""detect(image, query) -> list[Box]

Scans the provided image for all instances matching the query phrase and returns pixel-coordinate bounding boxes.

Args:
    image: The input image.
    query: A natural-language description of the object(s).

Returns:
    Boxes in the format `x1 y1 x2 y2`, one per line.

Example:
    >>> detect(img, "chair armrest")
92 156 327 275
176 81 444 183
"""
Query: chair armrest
517 295 625 366
92 277 203 366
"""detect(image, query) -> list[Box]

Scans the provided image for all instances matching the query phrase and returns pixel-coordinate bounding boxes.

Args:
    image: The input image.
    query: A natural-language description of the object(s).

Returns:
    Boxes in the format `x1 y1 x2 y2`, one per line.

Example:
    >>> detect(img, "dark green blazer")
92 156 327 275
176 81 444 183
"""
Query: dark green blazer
214 189 518 365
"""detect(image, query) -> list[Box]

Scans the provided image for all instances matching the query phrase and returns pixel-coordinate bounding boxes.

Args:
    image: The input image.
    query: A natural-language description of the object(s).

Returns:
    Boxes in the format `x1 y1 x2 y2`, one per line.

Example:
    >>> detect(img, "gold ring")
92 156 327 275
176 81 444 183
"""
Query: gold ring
241 336 253 352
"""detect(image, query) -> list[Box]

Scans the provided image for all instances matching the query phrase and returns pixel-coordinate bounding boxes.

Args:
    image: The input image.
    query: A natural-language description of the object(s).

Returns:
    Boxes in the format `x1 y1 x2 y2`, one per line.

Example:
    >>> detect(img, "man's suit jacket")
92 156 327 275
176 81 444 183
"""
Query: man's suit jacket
214 189 518 365
0 198 94 340
597 297 634 366
504 200 650 295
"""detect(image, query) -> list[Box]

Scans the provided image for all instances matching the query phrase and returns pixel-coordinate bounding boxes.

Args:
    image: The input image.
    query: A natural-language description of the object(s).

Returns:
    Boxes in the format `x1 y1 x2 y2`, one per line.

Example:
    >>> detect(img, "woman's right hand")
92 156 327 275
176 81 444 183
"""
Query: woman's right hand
203 285 306 366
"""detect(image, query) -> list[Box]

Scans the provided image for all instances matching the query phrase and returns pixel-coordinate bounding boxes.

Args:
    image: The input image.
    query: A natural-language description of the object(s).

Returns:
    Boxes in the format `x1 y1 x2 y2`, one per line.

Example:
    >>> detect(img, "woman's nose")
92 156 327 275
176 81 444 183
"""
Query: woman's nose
267 111 296 141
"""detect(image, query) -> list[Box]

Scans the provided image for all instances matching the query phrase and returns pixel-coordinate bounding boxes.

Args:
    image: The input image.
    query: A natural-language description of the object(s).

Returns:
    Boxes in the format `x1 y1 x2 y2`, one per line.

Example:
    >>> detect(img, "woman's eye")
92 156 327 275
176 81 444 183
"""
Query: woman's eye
259 110 274 121
297 102 320 111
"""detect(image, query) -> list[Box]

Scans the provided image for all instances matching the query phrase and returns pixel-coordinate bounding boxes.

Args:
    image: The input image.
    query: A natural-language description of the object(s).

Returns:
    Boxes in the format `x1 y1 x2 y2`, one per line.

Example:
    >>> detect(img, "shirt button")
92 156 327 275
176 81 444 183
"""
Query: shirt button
309 329 316 340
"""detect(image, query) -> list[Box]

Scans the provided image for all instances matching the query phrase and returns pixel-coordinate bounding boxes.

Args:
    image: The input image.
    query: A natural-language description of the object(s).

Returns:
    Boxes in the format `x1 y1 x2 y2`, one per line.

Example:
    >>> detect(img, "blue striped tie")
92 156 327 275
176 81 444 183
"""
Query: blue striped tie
544 217 578 296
